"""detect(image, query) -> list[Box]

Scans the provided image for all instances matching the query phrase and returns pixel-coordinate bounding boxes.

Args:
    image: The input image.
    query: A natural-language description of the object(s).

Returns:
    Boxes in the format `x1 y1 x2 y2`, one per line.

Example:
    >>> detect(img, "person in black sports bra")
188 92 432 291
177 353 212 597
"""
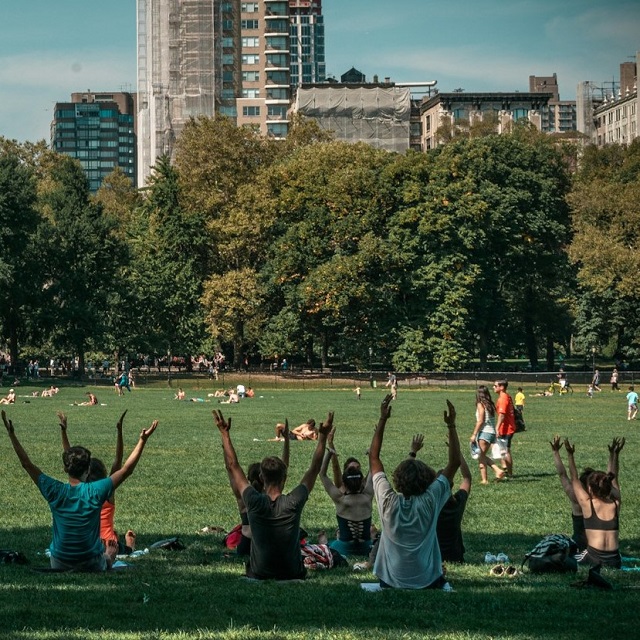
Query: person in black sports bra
564 438 623 568
550 436 624 554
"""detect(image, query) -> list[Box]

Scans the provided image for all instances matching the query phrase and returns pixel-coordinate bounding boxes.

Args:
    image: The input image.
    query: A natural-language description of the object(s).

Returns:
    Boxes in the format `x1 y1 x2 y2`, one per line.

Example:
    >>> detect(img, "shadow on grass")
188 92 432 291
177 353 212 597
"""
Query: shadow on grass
2 528 639 640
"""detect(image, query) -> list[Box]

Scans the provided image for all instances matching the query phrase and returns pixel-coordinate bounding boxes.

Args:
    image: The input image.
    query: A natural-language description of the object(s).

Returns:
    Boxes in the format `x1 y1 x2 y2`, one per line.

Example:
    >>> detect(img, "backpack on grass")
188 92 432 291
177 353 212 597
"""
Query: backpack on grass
522 534 578 573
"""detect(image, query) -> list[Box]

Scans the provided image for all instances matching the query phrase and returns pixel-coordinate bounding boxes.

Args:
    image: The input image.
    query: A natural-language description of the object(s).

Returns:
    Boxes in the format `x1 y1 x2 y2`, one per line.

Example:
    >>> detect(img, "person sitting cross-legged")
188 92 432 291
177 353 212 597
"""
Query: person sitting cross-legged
2 409 156 571
214 408 332 580
368 395 461 589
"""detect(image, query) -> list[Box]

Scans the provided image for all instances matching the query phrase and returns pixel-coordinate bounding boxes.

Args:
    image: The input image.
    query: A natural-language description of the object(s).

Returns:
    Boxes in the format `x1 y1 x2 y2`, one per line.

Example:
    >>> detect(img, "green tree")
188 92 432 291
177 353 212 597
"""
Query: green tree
0 146 41 371
130 156 208 365
37 155 125 372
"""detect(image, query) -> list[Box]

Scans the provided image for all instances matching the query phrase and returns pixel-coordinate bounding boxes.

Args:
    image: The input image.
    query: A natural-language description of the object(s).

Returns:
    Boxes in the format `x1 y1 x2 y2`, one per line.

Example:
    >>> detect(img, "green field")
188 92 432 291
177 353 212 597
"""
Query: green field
0 382 637 640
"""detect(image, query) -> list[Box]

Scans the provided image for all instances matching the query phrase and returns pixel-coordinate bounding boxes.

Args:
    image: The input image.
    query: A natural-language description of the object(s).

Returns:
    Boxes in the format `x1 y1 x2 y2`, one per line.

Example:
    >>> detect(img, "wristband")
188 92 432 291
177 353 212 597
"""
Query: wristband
408 451 416 458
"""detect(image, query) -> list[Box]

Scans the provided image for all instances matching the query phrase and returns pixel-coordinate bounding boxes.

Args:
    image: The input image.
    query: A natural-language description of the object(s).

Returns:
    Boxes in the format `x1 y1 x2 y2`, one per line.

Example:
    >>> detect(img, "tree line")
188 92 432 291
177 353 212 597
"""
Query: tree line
1 119 639 374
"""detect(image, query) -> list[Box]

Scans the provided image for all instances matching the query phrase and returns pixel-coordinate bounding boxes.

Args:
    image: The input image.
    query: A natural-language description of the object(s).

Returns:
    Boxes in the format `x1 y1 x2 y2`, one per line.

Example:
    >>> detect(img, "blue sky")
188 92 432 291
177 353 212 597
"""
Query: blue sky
0 0 638 143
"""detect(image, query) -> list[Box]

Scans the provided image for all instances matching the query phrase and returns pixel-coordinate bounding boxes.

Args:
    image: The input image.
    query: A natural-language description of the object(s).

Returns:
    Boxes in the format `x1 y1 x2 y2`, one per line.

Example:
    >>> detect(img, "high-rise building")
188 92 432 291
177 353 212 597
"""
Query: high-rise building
236 0 325 137
529 74 577 133
51 91 136 193
289 0 325 88
137 0 241 187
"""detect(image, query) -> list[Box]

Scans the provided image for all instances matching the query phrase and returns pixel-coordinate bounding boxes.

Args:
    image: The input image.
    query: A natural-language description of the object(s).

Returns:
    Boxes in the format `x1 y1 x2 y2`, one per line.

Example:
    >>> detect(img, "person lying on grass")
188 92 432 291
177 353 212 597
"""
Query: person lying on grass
368 394 461 589
225 420 290 556
58 410 137 556
562 437 624 569
214 408 332 580
2 409 156 571
319 424 375 557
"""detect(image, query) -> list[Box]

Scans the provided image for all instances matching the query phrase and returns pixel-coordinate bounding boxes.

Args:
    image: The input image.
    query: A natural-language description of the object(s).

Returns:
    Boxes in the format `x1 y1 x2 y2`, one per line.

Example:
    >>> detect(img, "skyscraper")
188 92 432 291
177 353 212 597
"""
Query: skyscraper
137 0 241 187
51 91 136 193
236 0 325 137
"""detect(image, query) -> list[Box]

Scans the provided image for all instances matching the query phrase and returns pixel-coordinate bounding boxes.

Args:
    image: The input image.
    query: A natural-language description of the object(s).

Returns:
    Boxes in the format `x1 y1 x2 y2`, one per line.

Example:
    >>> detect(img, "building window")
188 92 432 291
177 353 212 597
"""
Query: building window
243 70 260 82
241 2 258 11
223 20 233 30
242 89 260 98
242 54 260 65
241 20 259 29
223 54 235 65
243 106 261 117
512 108 528 121
242 37 260 48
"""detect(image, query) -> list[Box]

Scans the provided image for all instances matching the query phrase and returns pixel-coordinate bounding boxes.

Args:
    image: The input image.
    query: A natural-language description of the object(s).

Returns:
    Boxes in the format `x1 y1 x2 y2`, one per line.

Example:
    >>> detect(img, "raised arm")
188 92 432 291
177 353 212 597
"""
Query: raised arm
564 439 590 509
110 411 127 475
57 411 71 452
300 411 332 493
3 410 42 484
327 426 342 488
369 395 392 475
440 400 461 483
109 420 157 490
281 419 290 469
458 448 472 494
607 437 625 497
213 410 250 497
550 435 576 501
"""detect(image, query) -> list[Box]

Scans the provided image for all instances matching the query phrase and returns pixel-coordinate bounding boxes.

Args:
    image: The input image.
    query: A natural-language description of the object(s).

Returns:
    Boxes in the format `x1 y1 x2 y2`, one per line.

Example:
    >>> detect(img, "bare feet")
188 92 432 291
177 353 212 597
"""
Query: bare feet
317 529 328 545
105 539 118 568
125 530 136 551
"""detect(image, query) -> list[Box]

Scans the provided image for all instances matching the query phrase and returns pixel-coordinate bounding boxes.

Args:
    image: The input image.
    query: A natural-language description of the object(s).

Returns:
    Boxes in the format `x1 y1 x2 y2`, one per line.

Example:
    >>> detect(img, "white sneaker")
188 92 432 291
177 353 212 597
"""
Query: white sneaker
484 552 497 563
496 552 510 563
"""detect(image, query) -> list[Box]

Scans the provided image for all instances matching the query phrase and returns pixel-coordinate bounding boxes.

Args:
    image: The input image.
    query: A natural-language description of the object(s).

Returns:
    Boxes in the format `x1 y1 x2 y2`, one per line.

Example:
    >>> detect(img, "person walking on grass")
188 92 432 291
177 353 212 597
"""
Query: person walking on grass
214 408 332 580
2 409 156 571
626 386 638 420
494 380 516 477
368 394 461 589
470 385 505 484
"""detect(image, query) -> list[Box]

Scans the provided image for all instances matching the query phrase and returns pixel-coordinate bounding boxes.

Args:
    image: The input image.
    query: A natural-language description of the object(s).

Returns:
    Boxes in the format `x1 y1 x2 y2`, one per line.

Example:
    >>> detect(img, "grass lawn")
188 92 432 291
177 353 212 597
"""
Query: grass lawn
0 381 638 640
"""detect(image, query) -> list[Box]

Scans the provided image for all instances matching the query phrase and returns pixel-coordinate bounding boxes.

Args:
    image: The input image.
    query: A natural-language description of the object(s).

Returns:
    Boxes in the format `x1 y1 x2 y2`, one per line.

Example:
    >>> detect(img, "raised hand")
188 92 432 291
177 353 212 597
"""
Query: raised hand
615 437 626 454
443 400 456 428
380 394 393 420
282 418 289 440
318 411 334 437
2 410 14 434
563 438 575 455
327 425 336 450
140 420 158 441
550 435 563 452
213 410 231 433
116 410 127 431
57 411 67 431
411 434 424 453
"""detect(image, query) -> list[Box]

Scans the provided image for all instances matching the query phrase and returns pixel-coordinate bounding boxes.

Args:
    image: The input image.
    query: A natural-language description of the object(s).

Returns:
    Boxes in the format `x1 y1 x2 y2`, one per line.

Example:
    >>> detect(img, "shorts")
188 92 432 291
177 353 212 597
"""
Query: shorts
498 434 514 449
329 538 372 557
477 430 496 445
581 545 621 569
50 553 107 572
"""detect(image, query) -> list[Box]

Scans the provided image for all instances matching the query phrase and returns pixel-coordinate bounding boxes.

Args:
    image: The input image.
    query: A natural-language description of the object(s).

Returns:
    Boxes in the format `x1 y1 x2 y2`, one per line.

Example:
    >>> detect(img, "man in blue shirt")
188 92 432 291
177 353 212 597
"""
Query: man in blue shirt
2 409 157 571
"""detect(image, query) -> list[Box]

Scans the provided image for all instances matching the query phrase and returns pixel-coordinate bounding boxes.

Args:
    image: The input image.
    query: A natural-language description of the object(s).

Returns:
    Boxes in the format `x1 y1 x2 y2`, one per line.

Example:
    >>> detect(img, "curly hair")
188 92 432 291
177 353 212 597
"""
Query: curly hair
586 470 616 500
62 446 91 480
260 456 287 487
392 459 436 497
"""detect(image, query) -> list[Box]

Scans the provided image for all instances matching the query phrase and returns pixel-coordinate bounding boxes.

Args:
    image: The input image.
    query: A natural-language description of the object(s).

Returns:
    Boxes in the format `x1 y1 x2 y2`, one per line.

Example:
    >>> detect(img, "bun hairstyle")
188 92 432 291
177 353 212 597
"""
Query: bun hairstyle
587 470 616 500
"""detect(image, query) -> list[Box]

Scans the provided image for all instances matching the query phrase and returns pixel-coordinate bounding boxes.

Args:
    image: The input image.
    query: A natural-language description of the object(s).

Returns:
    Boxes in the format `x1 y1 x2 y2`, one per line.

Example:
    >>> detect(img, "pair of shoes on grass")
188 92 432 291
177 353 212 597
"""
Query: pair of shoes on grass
353 562 371 572
485 552 509 564
490 564 518 577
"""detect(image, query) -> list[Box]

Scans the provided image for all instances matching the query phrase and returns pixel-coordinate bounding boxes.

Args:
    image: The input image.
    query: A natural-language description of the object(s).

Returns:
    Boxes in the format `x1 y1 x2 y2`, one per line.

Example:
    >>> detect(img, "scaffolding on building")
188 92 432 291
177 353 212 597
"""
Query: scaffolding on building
138 0 223 187
295 85 412 153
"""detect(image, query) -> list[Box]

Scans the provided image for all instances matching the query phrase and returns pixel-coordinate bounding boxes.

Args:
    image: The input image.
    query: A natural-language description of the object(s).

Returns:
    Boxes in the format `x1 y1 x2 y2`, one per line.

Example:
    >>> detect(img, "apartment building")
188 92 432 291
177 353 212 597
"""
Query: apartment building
51 91 136 192
237 0 325 137
529 74 577 133
420 92 552 150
